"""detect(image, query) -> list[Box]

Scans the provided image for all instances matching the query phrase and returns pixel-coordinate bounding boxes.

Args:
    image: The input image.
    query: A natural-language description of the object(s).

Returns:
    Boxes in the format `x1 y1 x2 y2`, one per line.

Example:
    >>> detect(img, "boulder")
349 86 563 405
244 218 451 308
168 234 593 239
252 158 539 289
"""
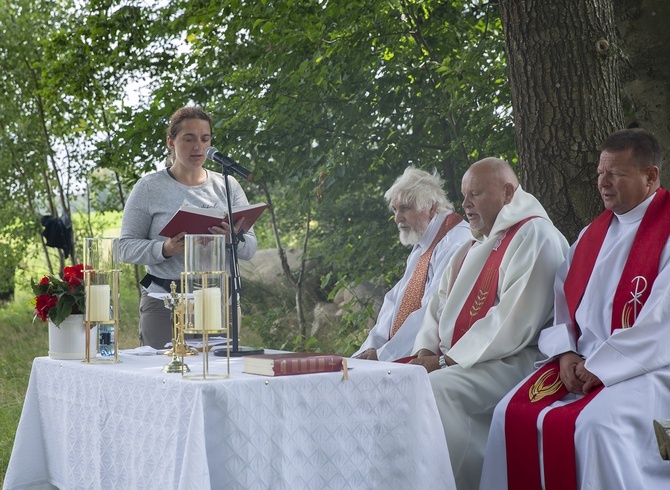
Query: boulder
333 279 386 318
239 248 315 292
310 301 341 337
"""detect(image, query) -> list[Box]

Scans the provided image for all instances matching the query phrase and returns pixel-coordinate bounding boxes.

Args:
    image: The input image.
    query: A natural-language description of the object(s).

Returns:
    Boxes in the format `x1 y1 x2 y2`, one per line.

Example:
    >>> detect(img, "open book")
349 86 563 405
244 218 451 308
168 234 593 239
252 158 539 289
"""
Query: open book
158 203 268 238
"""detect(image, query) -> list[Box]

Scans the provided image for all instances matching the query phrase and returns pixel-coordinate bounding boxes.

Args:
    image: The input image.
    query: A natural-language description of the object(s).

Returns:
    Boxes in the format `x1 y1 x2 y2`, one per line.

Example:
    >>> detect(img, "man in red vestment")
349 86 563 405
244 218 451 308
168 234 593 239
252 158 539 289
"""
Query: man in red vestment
481 128 670 490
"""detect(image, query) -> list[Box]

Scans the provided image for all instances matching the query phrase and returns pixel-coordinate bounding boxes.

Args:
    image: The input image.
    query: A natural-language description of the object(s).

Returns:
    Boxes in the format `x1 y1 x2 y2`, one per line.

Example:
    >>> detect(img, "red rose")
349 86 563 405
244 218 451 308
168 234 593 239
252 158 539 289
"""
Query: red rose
64 275 81 288
35 293 58 322
63 264 84 282
39 276 49 286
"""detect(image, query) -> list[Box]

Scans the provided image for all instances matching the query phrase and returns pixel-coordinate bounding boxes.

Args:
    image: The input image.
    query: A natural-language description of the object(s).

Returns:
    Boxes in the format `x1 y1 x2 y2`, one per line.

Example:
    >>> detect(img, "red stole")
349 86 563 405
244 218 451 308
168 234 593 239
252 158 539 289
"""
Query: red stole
450 218 534 346
504 188 670 490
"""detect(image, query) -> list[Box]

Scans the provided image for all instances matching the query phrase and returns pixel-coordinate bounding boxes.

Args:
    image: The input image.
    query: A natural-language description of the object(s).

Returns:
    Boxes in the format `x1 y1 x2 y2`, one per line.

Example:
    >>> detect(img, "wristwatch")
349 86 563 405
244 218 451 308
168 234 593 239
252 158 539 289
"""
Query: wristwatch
438 355 447 369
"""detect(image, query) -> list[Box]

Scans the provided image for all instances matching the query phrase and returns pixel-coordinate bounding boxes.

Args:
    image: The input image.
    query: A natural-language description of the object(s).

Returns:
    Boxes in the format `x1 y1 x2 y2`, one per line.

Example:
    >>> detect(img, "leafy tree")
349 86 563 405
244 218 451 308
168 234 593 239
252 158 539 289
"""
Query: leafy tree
1 0 517 347
614 0 670 173
0 0 77 274
33 0 515 342
149 0 515 340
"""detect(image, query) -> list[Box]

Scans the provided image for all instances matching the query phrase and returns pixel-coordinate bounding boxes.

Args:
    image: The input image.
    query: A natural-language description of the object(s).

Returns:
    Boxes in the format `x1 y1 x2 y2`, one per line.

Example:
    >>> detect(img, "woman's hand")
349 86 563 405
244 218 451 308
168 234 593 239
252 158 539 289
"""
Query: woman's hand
162 232 186 257
210 217 247 244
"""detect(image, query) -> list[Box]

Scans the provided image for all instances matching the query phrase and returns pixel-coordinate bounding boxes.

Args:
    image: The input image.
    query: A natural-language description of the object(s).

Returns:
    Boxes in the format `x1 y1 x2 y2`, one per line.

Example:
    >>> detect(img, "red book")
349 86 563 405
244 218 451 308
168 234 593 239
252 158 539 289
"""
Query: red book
243 353 343 376
158 203 268 238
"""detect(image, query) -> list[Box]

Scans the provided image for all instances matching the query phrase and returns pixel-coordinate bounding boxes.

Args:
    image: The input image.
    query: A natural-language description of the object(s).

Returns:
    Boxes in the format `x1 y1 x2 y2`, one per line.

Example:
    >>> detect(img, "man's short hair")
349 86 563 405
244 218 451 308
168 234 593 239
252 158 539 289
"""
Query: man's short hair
601 128 663 170
384 166 453 213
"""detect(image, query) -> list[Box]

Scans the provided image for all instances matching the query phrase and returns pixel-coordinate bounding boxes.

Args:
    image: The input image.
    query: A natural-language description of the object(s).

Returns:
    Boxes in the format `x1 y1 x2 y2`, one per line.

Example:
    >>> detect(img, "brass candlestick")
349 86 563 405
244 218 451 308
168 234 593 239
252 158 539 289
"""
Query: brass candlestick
162 281 197 374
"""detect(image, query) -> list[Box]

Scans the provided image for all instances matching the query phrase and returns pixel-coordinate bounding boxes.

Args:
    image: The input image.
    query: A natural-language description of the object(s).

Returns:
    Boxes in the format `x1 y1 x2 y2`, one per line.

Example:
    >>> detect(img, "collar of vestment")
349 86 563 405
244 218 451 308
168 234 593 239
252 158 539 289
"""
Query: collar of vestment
416 211 451 250
614 192 654 224
469 186 550 243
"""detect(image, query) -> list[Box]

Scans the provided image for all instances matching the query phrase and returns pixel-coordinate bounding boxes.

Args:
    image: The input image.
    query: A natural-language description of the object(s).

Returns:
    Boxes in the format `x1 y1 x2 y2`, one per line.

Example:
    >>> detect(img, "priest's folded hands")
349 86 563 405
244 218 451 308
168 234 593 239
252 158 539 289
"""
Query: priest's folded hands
409 348 456 372
558 351 603 394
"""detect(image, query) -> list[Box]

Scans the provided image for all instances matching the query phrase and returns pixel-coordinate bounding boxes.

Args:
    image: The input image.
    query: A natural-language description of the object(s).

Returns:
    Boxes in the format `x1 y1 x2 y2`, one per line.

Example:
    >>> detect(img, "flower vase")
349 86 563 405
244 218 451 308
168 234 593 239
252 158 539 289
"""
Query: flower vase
48 314 97 360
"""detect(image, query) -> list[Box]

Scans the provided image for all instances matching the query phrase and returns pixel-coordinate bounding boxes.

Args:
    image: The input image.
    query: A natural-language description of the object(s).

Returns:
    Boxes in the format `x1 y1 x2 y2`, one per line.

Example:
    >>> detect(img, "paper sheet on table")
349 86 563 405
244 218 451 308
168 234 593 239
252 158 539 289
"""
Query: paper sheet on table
148 292 195 301
164 337 230 349
120 346 159 356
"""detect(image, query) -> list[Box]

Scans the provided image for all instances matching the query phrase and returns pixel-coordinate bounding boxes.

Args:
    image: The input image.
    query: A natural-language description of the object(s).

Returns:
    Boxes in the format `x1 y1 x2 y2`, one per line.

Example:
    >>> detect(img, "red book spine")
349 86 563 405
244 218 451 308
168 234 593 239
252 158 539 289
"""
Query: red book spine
273 356 343 376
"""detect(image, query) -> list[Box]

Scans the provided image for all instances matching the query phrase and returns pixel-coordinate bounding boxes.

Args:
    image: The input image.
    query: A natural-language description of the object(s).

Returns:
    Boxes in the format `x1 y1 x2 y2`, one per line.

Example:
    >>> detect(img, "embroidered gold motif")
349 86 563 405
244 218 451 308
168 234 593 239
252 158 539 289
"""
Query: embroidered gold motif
528 368 563 402
468 269 496 329
469 290 489 318
621 303 633 329
621 276 647 328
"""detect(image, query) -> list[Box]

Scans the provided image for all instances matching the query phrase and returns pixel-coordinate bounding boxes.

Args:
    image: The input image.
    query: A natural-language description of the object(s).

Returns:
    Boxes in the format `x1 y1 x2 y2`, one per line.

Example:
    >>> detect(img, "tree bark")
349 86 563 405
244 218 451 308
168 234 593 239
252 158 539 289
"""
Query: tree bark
259 180 310 346
499 0 625 242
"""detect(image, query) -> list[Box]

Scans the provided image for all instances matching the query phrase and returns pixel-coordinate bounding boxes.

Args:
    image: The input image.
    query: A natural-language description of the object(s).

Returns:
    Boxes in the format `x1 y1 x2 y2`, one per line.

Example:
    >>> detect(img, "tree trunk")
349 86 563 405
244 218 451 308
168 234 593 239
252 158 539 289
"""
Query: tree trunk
259 180 311 346
499 0 625 242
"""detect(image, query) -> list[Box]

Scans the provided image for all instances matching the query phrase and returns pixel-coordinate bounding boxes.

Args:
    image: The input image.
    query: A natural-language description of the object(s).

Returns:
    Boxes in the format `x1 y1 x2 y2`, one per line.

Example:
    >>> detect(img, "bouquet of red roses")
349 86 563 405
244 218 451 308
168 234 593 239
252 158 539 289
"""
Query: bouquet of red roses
32 264 87 327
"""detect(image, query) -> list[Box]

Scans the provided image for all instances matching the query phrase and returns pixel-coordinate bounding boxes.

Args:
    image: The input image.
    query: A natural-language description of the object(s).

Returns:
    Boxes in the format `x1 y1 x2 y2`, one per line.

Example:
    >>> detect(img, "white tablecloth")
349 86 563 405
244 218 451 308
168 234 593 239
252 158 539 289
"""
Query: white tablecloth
4 353 455 490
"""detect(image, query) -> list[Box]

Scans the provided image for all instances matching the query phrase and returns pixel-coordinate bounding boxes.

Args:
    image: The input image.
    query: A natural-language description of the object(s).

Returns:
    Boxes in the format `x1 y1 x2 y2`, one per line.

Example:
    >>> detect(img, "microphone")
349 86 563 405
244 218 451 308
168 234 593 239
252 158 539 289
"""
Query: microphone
205 147 253 182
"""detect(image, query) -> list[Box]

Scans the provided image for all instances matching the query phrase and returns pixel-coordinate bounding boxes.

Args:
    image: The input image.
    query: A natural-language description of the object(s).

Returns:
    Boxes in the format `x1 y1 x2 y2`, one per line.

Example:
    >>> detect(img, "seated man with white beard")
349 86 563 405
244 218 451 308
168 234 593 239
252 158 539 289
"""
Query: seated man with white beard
353 166 470 362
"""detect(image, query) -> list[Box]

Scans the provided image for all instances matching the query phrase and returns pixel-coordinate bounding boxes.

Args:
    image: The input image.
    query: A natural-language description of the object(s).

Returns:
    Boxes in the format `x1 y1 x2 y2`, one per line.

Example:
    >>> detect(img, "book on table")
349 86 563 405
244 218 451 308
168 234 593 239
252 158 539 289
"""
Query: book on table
158 203 268 238
243 352 343 376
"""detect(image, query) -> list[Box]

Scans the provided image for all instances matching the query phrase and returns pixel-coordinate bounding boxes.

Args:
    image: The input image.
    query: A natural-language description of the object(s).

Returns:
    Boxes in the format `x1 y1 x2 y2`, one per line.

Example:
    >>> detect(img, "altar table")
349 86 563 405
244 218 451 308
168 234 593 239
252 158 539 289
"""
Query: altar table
4 354 455 489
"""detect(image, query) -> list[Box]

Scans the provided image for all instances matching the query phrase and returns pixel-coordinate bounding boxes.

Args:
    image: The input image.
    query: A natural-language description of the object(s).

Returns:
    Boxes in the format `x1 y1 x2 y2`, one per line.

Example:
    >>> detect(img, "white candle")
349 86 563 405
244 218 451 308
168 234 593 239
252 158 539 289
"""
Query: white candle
87 284 110 322
193 287 222 331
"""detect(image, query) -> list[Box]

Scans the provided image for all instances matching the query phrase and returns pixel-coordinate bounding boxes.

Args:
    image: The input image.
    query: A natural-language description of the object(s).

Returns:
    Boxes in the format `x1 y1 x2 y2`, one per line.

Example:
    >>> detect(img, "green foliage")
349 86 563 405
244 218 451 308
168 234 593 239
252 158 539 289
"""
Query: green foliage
161 0 514 286
240 277 303 349
0 0 515 355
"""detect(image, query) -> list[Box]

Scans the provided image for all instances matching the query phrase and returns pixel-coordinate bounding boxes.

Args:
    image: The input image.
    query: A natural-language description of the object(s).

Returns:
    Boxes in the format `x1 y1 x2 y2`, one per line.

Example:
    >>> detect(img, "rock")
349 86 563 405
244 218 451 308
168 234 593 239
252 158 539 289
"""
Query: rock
310 302 341 336
333 279 386 317
239 248 315 292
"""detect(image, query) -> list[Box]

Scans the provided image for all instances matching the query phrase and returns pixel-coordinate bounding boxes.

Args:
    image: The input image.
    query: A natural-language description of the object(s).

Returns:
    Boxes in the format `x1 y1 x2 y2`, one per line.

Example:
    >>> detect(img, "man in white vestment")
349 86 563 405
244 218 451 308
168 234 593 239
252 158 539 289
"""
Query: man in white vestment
354 166 471 361
410 158 569 490
480 128 670 490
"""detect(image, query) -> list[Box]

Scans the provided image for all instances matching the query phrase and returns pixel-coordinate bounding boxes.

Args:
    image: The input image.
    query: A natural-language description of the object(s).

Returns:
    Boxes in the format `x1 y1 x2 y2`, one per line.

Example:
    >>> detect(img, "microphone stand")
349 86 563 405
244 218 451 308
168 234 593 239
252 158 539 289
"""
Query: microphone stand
215 166 264 357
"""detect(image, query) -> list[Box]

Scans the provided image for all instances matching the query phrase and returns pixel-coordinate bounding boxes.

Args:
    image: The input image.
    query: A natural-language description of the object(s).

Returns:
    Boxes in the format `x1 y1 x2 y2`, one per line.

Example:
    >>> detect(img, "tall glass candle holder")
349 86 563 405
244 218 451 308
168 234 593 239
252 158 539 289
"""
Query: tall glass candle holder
83 237 121 364
181 234 229 380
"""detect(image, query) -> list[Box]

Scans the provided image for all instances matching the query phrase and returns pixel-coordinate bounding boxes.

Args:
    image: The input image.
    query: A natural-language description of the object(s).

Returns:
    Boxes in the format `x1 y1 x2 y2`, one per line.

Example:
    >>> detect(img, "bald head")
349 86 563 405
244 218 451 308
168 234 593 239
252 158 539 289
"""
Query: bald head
468 158 519 187
461 158 518 237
